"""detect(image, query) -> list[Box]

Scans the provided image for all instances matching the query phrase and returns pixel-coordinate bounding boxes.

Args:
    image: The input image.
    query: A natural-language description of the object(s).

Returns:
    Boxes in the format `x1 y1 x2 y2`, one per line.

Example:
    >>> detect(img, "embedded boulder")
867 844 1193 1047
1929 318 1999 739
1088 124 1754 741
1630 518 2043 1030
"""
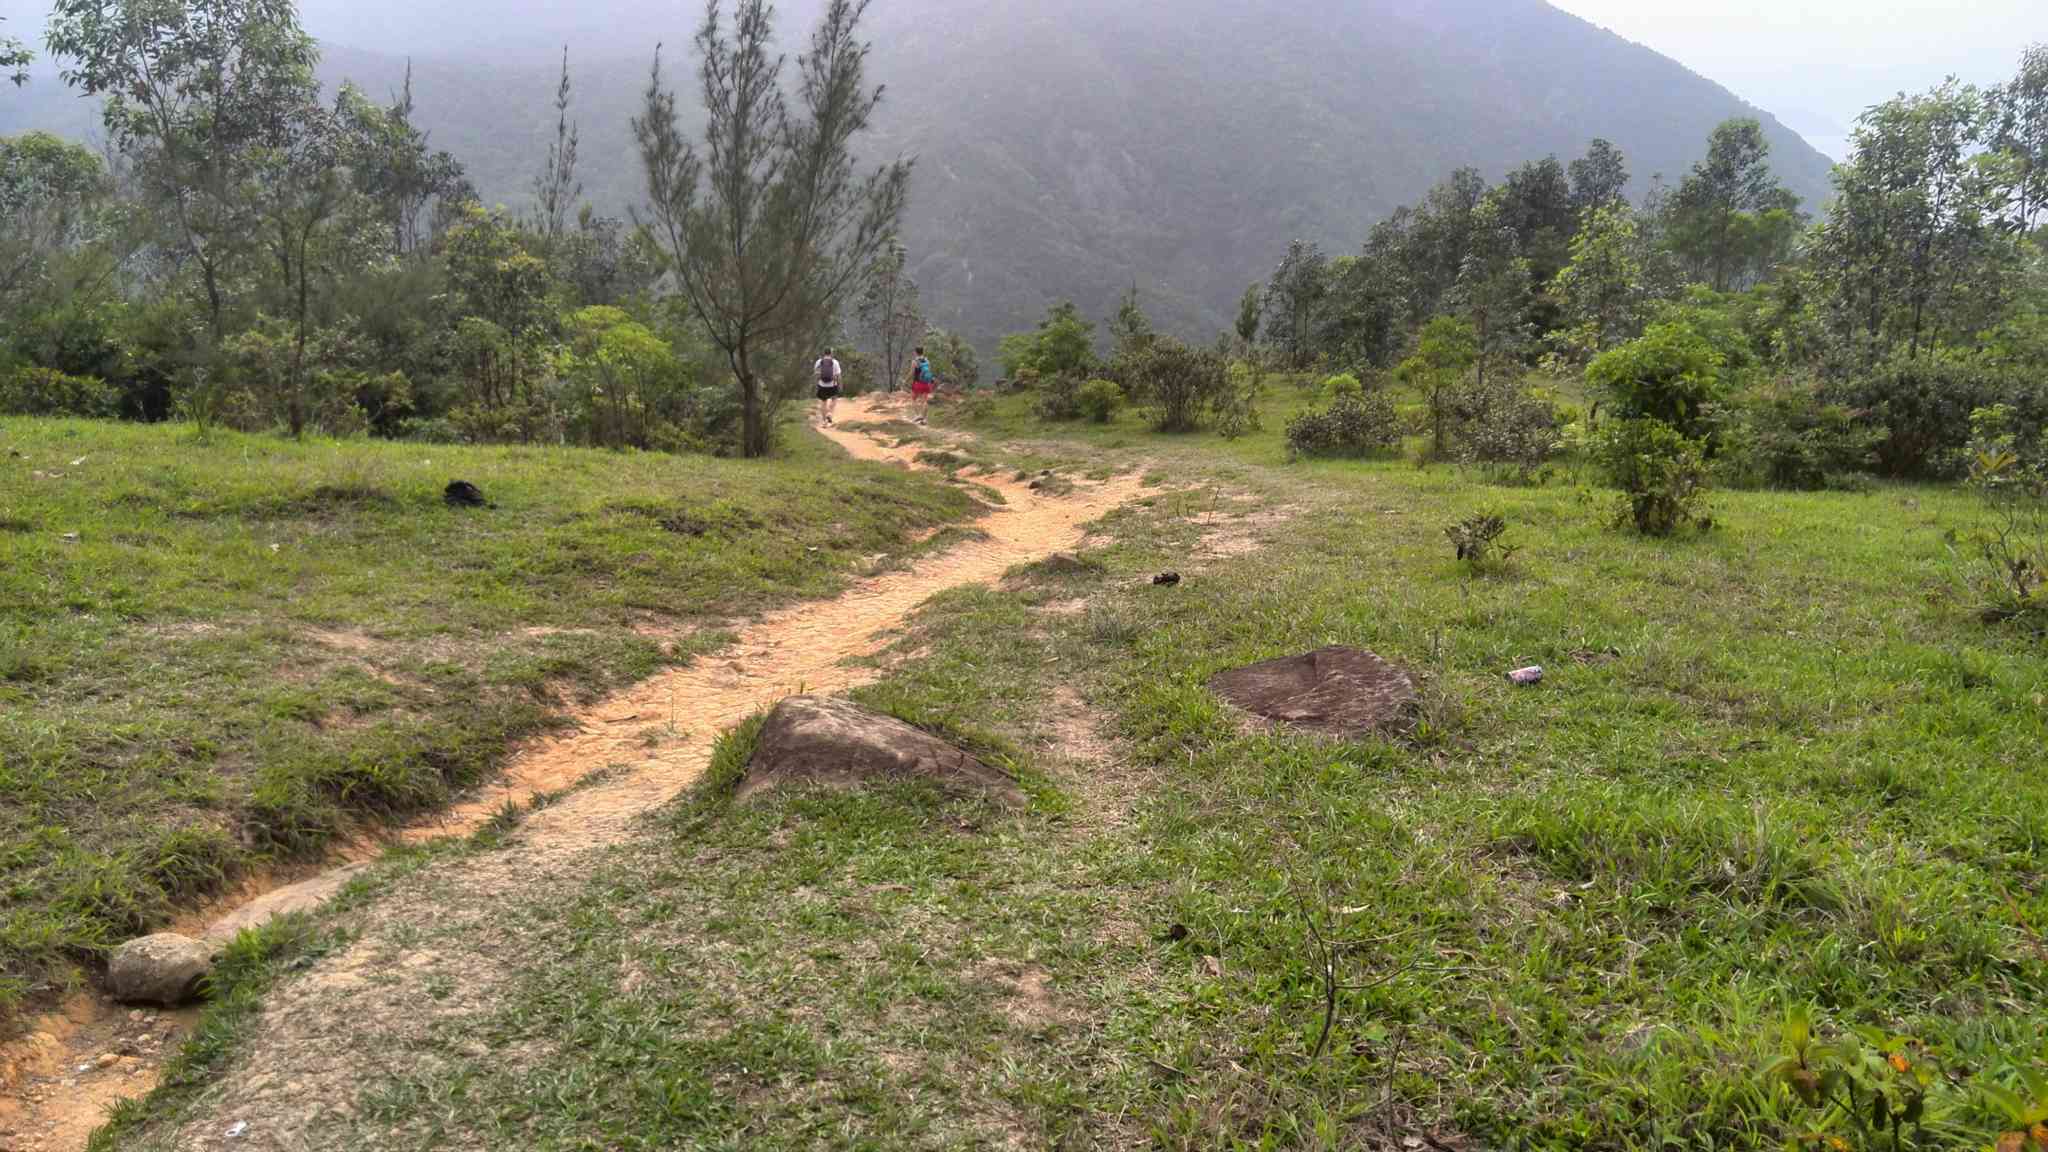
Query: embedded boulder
742 696 1024 805
1208 646 1418 738
106 933 213 1007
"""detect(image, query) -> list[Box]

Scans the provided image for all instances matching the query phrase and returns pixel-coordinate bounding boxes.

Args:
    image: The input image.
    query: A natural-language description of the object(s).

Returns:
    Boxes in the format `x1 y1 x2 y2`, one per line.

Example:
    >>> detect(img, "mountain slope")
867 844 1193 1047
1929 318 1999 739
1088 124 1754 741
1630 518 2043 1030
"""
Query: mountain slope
0 0 1835 346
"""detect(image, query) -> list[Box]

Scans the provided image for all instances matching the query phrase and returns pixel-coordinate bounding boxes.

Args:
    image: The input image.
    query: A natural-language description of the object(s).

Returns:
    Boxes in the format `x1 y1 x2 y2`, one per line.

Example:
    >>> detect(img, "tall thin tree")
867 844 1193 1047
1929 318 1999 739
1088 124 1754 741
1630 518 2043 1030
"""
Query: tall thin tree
532 46 581 241
857 238 921 388
1993 44 2048 231
633 0 910 457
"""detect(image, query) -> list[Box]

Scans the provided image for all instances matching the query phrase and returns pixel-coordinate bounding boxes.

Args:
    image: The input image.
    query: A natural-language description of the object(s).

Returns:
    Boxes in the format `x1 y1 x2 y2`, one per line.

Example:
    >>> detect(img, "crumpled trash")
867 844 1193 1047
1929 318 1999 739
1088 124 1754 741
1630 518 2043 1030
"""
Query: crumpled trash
1506 665 1544 686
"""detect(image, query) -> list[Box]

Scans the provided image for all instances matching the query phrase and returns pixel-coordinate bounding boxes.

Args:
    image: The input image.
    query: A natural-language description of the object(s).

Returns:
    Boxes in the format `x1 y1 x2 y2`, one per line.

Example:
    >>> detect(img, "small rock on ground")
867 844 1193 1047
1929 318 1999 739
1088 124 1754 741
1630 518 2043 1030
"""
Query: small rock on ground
742 695 1024 805
106 934 213 1007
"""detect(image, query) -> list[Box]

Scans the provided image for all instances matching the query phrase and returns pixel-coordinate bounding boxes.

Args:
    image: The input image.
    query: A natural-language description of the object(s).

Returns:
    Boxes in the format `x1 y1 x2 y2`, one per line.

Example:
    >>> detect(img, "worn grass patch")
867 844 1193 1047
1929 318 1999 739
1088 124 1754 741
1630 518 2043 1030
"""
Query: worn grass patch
0 417 974 1027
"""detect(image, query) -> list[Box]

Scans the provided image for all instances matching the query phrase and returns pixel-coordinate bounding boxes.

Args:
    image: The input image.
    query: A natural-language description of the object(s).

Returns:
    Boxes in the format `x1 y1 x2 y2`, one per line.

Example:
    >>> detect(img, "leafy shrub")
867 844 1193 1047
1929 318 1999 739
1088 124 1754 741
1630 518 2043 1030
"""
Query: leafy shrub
955 391 996 423
1077 378 1123 423
1586 321 1724 439
1214 360 1266 441
1826 351 2011 479
999 301 1097 380
1452 378 1562 479
1320 373 1364 402
1446 512 1519 570
1598 418 1712 536
1397 316 1479 458
1127 338 1230 433
1960 406 2048 629
1034 374 1085 421
558 306 703 451
1723 378 1881 490
1286 392 1401 459
0 366 118 418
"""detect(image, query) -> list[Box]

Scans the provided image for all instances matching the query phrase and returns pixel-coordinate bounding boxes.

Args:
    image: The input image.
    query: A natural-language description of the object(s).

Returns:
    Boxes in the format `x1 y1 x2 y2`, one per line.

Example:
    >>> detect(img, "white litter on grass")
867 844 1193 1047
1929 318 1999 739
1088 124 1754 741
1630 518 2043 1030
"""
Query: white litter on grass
226 1120 248 1138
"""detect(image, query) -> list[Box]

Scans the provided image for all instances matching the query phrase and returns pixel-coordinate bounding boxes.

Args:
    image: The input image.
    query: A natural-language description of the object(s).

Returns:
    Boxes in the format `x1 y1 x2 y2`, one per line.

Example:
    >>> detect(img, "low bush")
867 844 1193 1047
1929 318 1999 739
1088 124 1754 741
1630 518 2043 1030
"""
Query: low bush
1452 378 1562 479
1077 379 1123 423
1825 351 2009 479
1214 361 1266 441
0 366 119 418
1286 392 1401 459
1599 417 1712 536
1960 406 2048 629
1722 378 1882 490
1319 373 1364 402
1034 374 1085 421
1446 511 1519 570
1127 339 1231 433
1587 321 1725 440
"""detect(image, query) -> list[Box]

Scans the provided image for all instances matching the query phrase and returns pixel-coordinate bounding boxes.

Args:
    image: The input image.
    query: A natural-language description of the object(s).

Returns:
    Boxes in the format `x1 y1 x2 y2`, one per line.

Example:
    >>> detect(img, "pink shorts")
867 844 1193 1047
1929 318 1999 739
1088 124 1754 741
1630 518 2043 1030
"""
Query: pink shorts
911 381 935 398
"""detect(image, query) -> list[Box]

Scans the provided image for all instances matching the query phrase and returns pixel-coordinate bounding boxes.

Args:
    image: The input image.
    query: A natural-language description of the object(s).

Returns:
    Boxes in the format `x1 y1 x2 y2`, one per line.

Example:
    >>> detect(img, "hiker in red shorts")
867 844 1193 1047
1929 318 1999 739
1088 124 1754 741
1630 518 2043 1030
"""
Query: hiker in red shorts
907 346 937 426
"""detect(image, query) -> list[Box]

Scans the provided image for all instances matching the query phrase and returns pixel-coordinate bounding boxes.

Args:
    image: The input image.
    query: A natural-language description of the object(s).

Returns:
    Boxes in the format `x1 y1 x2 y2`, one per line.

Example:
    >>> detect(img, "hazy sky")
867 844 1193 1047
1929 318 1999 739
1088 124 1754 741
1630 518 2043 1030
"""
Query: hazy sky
1548 0 2038 154
5 0 2037 158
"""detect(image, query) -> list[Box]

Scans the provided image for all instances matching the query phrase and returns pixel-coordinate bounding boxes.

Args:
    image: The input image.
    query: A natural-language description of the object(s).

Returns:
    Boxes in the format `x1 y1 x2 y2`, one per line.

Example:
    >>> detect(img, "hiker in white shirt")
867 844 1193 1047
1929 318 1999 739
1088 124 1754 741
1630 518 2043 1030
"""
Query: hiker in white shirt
815 350 843 426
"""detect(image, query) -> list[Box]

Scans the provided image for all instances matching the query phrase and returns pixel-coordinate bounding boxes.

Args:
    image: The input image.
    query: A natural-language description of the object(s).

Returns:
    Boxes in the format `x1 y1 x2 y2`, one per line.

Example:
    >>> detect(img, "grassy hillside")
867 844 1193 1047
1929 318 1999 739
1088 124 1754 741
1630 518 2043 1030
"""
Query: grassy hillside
0 417 975 1025
99 393 2048 1150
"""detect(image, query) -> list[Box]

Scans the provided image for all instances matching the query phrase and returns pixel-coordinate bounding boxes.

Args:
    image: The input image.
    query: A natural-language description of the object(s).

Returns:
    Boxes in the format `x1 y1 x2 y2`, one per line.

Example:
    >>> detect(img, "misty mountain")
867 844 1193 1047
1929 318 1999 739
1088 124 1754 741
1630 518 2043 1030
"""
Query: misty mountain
0 0 1835 347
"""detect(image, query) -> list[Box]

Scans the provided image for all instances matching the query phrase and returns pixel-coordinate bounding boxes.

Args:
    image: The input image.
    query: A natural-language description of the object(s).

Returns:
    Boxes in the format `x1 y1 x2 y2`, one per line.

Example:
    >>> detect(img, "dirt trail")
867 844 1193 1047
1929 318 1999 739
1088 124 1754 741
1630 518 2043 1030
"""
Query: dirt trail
406 395 1144 858
0 394 1146 1152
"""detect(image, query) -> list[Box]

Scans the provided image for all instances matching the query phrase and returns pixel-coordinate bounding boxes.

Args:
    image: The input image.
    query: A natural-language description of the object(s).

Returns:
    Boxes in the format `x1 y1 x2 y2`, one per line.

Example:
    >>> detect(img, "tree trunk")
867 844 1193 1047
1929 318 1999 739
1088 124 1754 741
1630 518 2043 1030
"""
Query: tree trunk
291 230 311 439
1475 308 1489 393
737 345 767 458
202 259 226 345
742 375 766 457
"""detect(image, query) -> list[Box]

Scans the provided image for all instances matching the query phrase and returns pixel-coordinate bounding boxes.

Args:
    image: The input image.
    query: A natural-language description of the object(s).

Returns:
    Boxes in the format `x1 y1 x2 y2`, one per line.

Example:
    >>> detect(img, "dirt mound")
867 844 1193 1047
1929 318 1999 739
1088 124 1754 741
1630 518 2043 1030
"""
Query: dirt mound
741 695 1025 805
1209 646 1417 738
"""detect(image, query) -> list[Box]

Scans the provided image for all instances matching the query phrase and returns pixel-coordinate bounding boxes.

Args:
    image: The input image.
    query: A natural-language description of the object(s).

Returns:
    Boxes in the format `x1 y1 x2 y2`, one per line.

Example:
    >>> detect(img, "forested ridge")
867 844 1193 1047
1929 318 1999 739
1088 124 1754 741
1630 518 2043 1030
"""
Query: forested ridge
0 0 2037 482
1 0 1835 344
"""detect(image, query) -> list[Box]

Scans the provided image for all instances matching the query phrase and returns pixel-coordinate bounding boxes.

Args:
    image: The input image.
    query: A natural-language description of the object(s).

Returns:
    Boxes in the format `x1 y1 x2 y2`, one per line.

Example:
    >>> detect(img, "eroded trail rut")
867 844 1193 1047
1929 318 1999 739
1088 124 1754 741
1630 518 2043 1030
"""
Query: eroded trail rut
2 397 1146 1151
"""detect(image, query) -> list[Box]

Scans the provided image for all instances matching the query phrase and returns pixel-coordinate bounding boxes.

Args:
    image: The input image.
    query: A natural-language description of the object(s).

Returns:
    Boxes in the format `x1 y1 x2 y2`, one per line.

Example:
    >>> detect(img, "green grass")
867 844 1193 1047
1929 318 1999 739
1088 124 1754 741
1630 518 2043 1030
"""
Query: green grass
940 374 1326 468
98 403 2048 1149
0 417 976 1027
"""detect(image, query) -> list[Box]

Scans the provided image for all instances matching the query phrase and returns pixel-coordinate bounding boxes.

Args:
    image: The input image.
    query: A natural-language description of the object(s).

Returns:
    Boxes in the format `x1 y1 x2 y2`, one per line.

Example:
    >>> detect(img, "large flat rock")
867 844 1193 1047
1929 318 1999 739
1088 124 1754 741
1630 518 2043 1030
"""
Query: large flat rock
742 696 1024 805
1209 646 1417 739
